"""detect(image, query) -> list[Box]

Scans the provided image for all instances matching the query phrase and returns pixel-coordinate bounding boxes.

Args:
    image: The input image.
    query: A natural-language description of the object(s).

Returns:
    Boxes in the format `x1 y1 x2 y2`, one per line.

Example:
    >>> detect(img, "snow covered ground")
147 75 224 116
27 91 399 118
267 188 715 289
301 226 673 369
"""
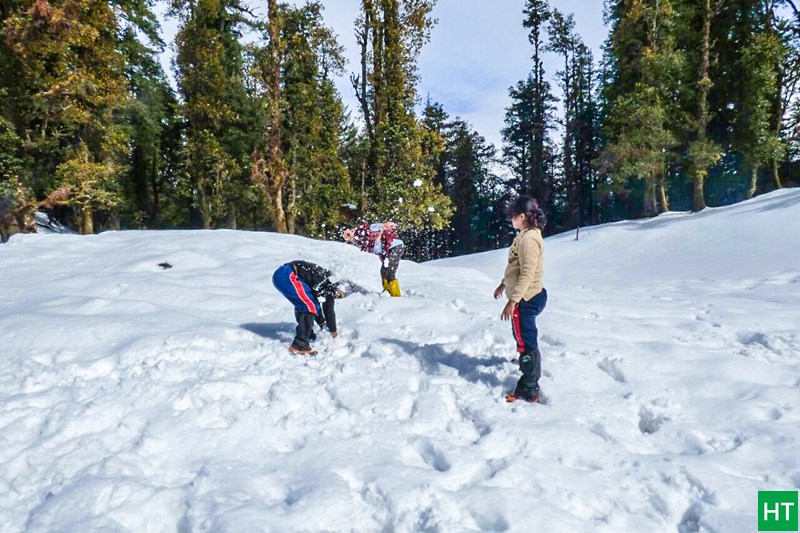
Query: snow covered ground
1 189 799 532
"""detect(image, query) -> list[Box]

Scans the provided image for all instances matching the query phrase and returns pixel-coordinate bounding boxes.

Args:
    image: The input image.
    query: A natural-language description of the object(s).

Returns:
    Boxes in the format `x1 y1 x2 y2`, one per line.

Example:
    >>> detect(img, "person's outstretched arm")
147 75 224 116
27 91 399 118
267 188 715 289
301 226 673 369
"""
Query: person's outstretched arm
322 297 337 337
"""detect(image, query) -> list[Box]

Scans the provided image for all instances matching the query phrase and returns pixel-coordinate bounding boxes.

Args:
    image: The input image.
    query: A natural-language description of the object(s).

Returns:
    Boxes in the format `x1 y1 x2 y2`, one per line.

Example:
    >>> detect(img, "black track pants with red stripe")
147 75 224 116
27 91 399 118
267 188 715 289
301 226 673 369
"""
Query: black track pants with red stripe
511 288 548 395
273 264 321 350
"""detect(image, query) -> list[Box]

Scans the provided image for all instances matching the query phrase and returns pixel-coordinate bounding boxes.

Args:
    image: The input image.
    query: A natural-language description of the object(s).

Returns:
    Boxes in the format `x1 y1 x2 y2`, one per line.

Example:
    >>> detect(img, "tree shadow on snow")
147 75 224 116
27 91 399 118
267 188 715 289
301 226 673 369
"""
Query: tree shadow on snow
726 189 800 216
240 322 295 341
380 338 510 388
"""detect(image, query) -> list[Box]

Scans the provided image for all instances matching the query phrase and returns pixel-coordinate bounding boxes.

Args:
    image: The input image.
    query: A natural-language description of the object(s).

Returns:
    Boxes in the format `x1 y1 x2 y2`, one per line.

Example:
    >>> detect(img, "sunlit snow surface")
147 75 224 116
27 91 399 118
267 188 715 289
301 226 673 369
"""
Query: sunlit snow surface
2 190 799 532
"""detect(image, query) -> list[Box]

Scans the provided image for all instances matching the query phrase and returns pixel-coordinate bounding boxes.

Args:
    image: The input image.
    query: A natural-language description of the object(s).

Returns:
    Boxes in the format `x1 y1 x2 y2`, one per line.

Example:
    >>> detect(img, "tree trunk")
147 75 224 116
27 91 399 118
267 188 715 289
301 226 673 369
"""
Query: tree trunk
198 184 211 229
532 34 544 199
644 180 657 216
771 159 782 189
767 1 784 191
360 158 367 215
561 52 576 227
693 168 706 212
658 176 670 213
748 164 759 199
355 3 374 142
353 0 380 192
80 207 94 234
273 186 287 232
266 0 287 233
692 0 712 212
150 155 160 226
369 0 383 187
287 176 297 234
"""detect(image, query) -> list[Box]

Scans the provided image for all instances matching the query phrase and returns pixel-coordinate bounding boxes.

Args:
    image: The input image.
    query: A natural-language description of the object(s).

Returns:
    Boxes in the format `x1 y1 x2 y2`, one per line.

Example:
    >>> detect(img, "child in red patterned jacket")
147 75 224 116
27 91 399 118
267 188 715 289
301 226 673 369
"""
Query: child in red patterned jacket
343 222 405 296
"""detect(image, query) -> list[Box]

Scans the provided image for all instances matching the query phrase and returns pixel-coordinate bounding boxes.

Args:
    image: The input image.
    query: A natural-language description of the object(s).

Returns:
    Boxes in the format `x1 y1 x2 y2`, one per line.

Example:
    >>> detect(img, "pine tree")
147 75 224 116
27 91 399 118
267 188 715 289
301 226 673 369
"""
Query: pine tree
250 0 289 232
686 0 722 211
116 1 181 228
547 9 580 224
279 2 352 236
351 0 452 230
421 98 449 194
3 0 133 233
522 0 554 202
779 10 800 165
606 85 675 215
738 30 785 198
446 119 499 253
763 0 789 191
0 113 23 201
601 0 683 216
573 43 601 225
502 0 558 226
416 102 505 258
171 0 255 229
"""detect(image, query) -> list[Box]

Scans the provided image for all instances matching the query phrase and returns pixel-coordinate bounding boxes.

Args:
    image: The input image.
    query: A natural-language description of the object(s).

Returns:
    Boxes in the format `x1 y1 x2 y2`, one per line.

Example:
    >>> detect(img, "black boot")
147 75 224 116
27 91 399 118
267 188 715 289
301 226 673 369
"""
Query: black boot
513 347 542 401
292 310 315 351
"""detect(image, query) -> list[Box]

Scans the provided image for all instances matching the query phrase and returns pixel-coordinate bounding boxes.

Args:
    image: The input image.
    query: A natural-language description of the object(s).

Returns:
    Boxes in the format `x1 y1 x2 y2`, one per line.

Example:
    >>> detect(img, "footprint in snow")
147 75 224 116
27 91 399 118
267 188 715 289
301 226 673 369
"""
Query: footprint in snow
470 508 510 532
674 470 719 533
401 438 451 472
638 405 669 435
586 421 615 444
678 502 703 533
395 395 417 420
450 298 466 311
597 357 626 383
539 334 564 347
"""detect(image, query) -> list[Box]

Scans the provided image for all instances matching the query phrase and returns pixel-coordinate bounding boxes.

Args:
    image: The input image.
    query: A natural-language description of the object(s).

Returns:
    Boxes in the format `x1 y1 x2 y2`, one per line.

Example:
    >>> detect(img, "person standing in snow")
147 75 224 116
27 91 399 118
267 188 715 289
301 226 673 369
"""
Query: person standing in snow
343 221 405 297
272 260 345 355
494 196 548 403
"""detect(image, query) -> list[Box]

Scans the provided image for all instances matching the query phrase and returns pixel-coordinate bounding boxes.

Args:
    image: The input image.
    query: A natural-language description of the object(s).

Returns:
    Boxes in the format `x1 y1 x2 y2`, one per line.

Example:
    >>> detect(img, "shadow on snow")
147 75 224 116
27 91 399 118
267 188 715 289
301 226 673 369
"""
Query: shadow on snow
380 338 510 388
240 322 295 341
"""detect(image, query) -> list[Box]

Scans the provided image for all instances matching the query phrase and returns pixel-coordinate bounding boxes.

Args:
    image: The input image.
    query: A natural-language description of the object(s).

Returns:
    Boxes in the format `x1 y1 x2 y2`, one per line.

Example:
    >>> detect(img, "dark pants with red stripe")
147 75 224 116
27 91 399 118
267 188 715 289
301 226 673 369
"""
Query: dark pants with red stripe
512 288 548 397
272 265 321 351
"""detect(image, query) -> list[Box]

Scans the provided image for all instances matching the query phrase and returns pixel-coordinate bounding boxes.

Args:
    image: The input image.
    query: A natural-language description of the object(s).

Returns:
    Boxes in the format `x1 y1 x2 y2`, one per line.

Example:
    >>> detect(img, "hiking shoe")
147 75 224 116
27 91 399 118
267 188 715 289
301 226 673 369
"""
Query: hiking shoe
288 346 317 356
505 392 541 404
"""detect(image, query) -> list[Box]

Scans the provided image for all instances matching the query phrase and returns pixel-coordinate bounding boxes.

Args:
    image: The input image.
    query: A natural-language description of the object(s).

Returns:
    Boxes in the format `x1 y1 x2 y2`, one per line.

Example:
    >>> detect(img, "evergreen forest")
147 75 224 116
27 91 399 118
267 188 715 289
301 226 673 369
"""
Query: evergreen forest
2 0 799 259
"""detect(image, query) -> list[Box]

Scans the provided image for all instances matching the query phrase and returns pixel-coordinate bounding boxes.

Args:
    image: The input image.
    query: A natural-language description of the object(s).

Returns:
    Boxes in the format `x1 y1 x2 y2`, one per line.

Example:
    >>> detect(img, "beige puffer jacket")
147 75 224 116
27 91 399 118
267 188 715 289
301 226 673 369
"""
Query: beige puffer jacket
502 227 544 303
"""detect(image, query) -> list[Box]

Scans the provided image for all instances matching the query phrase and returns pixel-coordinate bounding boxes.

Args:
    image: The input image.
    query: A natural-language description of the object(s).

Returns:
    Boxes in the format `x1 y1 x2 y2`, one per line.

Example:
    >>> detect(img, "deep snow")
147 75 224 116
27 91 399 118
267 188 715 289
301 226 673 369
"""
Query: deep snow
1 189 799 532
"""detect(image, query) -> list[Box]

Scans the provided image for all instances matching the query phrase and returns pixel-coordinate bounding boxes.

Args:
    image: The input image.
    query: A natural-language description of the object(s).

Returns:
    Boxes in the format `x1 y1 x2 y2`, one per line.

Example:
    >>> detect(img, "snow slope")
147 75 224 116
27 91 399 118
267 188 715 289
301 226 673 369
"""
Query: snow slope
1 189 799 532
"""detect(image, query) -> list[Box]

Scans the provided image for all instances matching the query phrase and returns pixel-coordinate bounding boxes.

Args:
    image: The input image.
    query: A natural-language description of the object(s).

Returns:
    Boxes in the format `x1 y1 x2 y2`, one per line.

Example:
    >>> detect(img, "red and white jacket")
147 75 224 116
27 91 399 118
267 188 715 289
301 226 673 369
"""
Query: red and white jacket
351 223 402 259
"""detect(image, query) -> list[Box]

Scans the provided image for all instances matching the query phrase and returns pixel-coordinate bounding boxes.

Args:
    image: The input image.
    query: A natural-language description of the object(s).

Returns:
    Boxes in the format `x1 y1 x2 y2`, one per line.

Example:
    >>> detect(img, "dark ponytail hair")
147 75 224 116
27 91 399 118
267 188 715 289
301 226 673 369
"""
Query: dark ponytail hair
506 195 547 229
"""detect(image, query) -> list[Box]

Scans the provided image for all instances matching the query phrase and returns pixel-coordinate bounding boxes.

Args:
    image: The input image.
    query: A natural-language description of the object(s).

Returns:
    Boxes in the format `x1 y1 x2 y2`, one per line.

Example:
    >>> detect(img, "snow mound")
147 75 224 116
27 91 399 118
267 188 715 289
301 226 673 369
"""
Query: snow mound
1 189 799 531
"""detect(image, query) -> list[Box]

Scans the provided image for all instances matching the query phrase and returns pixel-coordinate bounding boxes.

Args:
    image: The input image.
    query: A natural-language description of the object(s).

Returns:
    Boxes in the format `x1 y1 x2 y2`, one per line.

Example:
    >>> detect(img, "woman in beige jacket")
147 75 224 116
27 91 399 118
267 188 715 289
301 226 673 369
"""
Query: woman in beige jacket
494 195 548 403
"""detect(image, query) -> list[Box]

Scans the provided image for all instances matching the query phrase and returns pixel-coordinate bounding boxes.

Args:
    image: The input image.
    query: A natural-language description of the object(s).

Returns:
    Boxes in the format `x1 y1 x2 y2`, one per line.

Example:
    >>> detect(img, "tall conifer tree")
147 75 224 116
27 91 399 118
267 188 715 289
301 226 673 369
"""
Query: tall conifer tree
351 0 452 229
523 0 554 202
171 0 254 229
279 2 352 235
3 0 134 233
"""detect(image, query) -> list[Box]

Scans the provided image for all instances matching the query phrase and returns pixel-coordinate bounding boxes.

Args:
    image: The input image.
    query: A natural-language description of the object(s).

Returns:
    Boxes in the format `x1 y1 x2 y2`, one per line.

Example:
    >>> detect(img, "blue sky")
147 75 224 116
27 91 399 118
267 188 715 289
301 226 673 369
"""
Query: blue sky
156 0 608 150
